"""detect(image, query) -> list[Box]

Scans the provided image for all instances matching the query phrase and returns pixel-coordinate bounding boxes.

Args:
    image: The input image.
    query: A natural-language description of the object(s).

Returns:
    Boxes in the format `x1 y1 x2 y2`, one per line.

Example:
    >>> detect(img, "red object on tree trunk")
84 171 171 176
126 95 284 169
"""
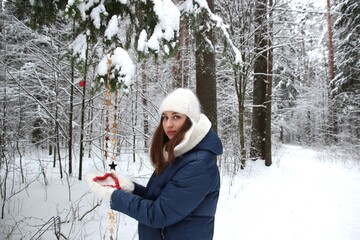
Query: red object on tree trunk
79 80 85 87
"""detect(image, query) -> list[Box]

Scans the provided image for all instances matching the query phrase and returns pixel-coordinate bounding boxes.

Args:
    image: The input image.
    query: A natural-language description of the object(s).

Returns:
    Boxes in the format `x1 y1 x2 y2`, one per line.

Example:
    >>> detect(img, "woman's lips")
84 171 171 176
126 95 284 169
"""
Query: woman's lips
166 131 176 137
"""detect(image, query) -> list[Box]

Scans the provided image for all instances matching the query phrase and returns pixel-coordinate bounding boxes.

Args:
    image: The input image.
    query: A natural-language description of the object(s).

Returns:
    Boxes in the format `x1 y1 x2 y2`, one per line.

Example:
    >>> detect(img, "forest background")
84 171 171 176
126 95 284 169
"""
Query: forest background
0 0 359 239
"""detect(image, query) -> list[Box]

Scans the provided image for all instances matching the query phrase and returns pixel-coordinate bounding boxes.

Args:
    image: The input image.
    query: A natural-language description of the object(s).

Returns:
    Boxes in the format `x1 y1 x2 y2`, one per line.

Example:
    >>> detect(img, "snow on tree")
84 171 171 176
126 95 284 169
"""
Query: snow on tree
25 0 241 92
332 0 360 142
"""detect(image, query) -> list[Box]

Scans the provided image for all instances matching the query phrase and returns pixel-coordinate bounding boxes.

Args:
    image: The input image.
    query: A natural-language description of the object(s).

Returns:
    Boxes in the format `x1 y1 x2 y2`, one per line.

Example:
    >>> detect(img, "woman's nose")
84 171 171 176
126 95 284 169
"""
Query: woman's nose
165 119 174 128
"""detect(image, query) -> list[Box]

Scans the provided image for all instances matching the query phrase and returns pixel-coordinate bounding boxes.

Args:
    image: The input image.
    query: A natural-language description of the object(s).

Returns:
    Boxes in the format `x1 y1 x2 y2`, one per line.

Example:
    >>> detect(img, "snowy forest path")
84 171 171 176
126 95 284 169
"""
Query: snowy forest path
215 145 360 240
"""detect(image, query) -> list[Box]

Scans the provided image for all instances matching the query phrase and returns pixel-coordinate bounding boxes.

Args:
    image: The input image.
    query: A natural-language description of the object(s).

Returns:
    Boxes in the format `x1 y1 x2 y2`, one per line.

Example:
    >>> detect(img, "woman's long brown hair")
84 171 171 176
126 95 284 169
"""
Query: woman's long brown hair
150 117 192 175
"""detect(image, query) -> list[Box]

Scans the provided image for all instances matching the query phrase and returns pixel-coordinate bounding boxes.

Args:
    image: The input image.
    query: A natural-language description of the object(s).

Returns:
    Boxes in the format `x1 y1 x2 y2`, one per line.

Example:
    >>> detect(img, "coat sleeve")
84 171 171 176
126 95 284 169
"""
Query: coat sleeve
132 182 147 197
110 154 213 228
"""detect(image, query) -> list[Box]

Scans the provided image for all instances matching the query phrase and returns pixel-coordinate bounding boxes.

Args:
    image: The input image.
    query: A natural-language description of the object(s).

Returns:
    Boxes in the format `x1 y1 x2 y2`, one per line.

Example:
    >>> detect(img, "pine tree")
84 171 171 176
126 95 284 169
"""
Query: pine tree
332 0 360 142
195 0 218 132
251 0 268 160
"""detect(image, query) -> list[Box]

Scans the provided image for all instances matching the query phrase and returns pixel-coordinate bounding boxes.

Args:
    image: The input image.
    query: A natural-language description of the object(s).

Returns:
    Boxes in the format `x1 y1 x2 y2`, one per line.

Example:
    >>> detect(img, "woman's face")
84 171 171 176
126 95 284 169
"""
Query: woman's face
162 111 187 139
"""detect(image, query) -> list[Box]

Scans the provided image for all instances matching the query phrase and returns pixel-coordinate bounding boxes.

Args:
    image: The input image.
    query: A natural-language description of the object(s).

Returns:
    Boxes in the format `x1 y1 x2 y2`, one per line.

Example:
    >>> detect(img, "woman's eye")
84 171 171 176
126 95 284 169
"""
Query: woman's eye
173 115 181 120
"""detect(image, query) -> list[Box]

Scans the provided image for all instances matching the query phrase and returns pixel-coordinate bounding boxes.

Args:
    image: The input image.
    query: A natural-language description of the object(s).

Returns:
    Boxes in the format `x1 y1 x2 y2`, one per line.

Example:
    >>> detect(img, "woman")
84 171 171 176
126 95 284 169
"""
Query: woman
88 88 223 240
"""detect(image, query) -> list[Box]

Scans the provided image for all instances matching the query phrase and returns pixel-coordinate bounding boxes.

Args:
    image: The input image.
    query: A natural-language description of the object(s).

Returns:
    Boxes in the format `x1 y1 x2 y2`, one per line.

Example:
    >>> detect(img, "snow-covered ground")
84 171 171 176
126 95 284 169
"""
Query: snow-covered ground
1 144 360 239
215 145 360 240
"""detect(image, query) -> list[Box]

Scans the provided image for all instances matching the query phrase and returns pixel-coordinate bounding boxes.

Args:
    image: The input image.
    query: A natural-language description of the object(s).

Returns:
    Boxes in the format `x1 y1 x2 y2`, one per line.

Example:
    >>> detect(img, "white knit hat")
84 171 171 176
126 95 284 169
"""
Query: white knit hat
158 88 201 123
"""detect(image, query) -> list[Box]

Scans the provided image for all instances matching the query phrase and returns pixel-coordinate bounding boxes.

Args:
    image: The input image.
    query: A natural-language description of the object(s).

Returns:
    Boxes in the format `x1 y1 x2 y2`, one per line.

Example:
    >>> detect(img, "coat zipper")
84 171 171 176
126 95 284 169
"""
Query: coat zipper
161 228 165 240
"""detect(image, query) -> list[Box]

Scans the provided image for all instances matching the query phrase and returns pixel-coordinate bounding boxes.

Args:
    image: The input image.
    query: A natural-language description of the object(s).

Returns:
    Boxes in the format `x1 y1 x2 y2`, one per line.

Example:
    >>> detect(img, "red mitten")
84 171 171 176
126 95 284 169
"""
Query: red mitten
86 171 118 202
110 170 135 193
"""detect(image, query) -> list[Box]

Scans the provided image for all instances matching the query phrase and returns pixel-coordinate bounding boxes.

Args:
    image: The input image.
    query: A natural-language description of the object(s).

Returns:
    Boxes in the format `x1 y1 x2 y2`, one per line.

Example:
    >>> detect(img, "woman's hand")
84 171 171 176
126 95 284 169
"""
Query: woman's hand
110 170 135 193
86 172 116 202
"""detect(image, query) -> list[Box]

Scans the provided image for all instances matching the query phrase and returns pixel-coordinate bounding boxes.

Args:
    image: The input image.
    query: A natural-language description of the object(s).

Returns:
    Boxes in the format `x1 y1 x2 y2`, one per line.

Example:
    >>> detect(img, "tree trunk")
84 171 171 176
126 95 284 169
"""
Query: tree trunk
172 15 189 89
68 45 75 175
251 0 268 160
326 0 337 144
55 72 63 178
235 68 247 169
195 0 217 133
78 41 89 181
264 0 273 167
141 62 149 149
132 84 138 163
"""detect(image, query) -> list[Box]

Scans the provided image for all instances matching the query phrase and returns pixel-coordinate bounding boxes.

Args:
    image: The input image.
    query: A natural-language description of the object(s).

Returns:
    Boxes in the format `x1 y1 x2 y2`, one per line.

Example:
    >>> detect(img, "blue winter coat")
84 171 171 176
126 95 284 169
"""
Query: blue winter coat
111 129 223 240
